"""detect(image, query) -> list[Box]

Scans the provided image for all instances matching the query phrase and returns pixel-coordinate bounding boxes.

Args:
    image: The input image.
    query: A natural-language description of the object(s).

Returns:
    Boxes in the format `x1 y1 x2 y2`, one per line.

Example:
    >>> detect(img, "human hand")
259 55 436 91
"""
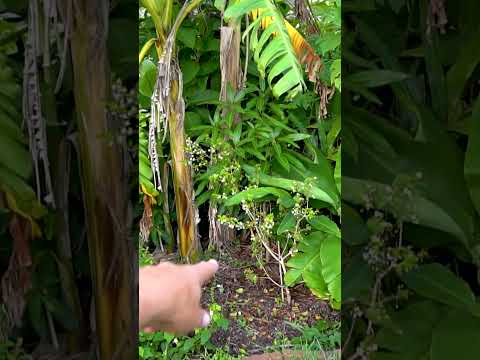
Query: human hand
139 259 219 335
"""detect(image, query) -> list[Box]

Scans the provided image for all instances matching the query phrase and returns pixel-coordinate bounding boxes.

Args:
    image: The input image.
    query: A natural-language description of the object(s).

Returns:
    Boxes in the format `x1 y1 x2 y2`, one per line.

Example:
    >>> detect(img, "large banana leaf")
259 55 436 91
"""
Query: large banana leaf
224 0 306 98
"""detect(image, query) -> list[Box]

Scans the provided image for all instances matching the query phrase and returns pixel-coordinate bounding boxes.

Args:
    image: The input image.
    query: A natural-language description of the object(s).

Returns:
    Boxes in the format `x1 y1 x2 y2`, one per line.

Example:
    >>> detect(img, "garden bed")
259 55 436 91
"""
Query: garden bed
153 241 340 358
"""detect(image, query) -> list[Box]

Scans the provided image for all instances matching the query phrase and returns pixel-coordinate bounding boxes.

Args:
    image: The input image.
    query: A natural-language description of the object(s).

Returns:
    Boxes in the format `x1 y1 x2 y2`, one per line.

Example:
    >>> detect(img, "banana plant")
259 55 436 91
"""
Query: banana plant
140 0 203 261
224 1 323 97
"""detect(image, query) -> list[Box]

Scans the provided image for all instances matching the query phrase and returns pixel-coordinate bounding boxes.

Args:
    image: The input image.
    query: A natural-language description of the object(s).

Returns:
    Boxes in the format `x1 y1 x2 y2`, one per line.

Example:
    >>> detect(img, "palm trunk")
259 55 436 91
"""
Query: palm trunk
68 1 135 358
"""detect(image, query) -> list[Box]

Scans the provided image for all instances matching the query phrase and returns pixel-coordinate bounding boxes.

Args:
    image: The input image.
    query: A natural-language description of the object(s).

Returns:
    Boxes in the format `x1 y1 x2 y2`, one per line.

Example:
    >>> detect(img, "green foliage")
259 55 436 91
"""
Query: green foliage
270 320 341 359
309 0 341 90
0 24 46 222
0 339 32 360
139 111 159 197
287 320 341 351
2 2 140 355
285 231 341 309
139 244 155 266
139 303 230 360
343 0 480 358
139 0 341 329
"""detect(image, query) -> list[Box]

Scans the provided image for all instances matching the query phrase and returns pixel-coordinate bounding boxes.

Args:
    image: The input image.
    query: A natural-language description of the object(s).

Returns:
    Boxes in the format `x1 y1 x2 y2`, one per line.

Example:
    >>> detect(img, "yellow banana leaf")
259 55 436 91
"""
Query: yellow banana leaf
251 9 322 82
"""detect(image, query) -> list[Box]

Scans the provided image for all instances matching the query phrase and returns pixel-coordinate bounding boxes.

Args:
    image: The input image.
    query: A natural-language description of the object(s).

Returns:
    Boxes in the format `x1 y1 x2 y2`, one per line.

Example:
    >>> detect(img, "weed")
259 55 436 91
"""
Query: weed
243 268 258 285
139 244 155 266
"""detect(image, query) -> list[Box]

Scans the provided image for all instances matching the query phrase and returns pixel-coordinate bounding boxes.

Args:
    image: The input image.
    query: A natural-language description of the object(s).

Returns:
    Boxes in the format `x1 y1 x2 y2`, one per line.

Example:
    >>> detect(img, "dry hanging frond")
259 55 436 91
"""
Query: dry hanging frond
149 35 176 192
294 0 319 35
23 0 56 208
139 195 154 245
427 0 448 35
317 82 335 118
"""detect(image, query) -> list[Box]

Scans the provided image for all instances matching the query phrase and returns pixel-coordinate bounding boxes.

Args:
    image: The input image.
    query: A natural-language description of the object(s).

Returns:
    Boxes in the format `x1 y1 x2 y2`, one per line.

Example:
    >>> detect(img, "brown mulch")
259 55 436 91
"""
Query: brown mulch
199 243 340 357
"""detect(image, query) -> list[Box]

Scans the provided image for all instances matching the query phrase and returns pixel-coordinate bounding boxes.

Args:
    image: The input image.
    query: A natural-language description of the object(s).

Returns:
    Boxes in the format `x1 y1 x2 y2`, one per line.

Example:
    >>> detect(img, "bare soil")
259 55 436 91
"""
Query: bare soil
198 243 340 357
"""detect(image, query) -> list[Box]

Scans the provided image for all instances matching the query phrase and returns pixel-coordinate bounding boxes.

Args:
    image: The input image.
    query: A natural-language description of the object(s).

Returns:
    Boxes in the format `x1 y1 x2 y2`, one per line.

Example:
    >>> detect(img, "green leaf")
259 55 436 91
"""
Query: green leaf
308 215 340 237
284 268 303 286
342 203 369 245
273 142 290 172
214 0 226 12
224 186 293 207
195 190 212 207
345 70 409 88
245 148 266 161
177 27 197 48
286 232 324 286
181 60 200 84
431 308 480 360
465 96 480 216
243 164 339 211
446 26 480 122
320 234 341 303
27 296 48 338
343 176 471 248
277 212 296 234
0 131 32 179
0 166 46 219
343 254 373 301
401 263 476 311
334 148 341 193
286 232 339 302
139 59 157 97
278 133 311 143
44 297 78 330
375 301 442 359
318 31 341 54
200 330 212 345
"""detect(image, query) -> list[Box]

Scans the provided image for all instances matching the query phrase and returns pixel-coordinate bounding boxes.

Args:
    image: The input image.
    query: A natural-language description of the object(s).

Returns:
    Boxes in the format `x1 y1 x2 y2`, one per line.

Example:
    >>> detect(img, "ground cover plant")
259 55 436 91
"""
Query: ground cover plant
342 1 480 359
138 0 341 358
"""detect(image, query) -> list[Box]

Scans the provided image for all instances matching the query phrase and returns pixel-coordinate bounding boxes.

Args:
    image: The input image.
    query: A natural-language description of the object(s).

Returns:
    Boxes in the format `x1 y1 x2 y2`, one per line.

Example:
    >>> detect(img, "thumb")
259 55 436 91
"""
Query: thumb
176 308 211 335
198 309 211 328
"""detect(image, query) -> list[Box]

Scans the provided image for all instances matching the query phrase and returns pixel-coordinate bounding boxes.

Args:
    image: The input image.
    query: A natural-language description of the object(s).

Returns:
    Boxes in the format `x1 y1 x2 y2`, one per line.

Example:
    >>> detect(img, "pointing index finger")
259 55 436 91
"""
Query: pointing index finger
194 259 219 286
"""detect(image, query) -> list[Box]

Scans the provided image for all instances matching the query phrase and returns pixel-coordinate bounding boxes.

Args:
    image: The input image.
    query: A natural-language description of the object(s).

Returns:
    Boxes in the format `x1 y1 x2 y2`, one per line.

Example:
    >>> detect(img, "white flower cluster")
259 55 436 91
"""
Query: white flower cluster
209 143 232 163
209 161 242 198
259 213 274 235
185 137 208 171
217 214 245 230
291 194 317 220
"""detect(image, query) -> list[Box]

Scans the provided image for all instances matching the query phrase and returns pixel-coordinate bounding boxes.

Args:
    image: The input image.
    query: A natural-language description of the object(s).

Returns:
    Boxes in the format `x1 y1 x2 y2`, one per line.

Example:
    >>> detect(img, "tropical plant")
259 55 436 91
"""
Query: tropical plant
1 1 139 358
138 0 327 261
342 0 480 358
138 0 342 304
